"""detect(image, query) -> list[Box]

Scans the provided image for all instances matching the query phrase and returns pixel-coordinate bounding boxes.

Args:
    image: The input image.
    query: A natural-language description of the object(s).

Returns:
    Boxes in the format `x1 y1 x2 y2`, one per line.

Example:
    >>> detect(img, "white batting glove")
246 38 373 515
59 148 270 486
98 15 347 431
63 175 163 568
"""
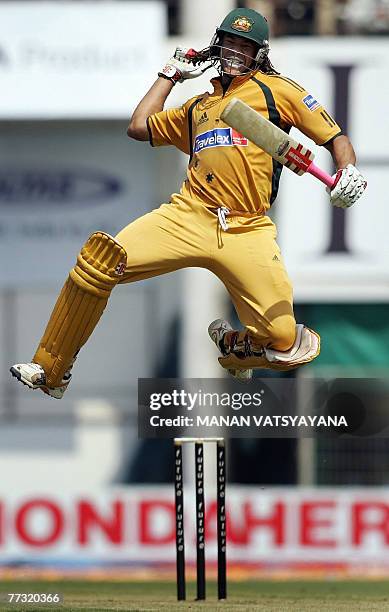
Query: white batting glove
328 164 367 208
158 47 204 84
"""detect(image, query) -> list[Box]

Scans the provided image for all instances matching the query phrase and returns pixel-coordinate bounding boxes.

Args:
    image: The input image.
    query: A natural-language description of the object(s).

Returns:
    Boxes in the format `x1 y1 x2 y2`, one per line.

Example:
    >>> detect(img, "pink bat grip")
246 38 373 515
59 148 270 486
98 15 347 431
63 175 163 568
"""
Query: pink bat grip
307 161 335 189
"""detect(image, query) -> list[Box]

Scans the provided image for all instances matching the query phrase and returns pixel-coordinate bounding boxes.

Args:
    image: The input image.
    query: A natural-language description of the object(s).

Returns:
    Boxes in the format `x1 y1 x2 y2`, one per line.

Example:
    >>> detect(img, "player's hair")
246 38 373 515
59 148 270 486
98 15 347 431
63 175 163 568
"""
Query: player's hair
258 55 279 75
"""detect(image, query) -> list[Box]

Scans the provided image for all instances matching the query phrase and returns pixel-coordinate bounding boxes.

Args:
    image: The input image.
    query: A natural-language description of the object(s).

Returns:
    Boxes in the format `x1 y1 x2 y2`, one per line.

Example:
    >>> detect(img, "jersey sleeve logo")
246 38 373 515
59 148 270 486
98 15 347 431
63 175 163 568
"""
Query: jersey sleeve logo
194 128 248 153
302 94 321 112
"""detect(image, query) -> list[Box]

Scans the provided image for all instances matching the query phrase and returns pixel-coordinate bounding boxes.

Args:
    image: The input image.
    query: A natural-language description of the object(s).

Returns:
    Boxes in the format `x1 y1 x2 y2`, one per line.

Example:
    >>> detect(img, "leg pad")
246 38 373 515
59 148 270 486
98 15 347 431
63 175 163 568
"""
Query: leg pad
33 232 127 387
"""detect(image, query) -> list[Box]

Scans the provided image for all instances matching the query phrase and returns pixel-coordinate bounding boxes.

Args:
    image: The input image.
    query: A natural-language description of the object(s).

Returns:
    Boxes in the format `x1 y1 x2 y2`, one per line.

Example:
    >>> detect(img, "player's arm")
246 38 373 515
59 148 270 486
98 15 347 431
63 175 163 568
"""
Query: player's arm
127 46 204 142
323 134 366 208
277 81 366 208
324 134 356 168
127 78 174 141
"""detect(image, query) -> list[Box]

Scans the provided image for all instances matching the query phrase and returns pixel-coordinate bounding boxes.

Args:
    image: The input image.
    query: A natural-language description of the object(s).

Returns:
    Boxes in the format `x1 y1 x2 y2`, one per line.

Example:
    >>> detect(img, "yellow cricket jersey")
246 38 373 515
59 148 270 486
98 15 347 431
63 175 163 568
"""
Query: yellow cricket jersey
147 70 341 214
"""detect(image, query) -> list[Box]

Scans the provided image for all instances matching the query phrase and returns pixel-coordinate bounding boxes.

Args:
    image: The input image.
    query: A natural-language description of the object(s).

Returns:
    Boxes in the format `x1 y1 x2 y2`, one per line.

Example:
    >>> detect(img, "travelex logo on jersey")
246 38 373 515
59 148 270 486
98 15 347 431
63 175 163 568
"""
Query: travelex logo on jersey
302 94 320 112
194 128 248 154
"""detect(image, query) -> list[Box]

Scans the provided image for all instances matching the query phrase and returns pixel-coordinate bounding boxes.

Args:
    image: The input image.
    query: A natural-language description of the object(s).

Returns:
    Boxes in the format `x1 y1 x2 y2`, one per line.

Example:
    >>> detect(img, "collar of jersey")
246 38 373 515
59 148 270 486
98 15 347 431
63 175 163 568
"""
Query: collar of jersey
211 70 258 96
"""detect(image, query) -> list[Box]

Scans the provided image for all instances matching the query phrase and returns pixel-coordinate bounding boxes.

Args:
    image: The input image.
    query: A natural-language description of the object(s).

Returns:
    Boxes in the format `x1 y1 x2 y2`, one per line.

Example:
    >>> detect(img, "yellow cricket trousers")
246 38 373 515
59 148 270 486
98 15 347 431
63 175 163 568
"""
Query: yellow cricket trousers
116 198 296 351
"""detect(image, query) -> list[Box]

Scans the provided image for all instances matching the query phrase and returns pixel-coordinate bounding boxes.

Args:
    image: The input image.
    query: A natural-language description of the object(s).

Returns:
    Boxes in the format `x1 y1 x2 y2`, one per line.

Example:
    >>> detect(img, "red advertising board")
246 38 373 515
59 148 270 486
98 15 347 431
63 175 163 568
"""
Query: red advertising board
0 487 389 566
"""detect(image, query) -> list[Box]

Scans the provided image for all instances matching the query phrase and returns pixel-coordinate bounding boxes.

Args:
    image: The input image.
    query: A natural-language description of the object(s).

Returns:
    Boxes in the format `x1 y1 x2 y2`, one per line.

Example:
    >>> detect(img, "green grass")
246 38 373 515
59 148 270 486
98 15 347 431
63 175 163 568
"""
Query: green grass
1 579 389 611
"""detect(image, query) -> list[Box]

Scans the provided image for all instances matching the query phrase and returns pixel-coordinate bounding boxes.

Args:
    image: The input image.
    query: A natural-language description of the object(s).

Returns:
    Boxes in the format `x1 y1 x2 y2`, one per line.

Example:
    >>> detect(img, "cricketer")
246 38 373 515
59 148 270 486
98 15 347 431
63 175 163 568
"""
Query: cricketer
11 7 367 395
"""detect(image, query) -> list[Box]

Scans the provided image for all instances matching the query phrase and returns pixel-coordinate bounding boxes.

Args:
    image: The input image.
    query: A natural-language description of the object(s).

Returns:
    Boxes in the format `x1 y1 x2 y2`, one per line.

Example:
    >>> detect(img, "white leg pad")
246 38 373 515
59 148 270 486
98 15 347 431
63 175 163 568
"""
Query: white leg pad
265 324 320 366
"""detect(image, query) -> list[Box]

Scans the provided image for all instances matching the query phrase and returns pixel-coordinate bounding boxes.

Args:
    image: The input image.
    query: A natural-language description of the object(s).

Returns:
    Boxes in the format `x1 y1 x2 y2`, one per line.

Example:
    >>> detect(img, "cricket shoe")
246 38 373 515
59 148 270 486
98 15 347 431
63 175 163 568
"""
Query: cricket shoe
208 319 253 383
10 359 75 399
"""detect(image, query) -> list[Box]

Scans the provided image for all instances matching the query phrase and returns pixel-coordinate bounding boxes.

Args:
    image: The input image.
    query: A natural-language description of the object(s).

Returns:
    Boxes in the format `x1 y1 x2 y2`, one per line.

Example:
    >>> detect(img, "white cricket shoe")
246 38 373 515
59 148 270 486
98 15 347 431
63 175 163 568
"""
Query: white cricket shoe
208 319 253 383
10 360 74 399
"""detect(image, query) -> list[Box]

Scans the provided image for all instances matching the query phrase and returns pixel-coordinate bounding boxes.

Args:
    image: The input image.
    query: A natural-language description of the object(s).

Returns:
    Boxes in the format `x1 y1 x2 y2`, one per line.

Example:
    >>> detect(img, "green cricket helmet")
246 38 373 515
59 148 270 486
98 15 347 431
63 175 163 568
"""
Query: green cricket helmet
217 7 269 46
208 7 270 75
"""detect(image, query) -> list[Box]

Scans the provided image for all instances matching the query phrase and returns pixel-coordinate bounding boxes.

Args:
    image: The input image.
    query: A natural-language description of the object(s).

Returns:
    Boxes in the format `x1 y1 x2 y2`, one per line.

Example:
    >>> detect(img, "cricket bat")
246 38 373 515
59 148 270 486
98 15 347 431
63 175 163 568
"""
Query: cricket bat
221 98 335 189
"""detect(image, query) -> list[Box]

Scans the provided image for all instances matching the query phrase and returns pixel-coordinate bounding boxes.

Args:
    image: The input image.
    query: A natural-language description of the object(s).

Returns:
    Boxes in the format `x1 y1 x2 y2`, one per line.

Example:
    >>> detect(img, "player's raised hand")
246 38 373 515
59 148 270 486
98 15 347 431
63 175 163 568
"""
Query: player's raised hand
158 47 205 84
328 164 367 208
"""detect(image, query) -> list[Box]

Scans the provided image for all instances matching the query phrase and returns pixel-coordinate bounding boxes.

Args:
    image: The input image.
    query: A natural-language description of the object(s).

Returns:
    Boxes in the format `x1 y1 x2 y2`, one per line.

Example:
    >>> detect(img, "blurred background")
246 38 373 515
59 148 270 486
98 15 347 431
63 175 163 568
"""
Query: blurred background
1 0 389 578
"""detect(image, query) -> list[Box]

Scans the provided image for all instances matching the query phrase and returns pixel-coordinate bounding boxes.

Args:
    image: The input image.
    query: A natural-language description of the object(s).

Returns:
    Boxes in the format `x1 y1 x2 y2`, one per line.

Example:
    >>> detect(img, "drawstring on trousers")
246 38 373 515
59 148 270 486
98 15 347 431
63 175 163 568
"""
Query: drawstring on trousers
217 206 230 231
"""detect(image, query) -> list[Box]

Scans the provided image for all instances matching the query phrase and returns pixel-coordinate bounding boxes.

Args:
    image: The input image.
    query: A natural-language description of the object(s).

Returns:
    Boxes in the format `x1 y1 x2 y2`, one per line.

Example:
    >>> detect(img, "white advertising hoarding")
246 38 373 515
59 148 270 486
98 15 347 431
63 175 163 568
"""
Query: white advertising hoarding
0 2 165 118
263 39 388 302
1 486 389 567
0 124 163 286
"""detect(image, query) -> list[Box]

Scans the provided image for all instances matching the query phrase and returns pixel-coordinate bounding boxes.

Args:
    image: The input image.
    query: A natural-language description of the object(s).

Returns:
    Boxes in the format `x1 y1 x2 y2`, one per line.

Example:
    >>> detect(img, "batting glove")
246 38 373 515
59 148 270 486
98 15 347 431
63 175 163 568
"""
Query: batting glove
158 47 204 84
328 163 367 208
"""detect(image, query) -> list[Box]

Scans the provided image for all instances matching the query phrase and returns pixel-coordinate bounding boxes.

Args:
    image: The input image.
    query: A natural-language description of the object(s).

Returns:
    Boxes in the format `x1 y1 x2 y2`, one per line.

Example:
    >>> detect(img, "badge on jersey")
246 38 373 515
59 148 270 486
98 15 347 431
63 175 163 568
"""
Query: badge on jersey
302 94 321 112
194 128 248 153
